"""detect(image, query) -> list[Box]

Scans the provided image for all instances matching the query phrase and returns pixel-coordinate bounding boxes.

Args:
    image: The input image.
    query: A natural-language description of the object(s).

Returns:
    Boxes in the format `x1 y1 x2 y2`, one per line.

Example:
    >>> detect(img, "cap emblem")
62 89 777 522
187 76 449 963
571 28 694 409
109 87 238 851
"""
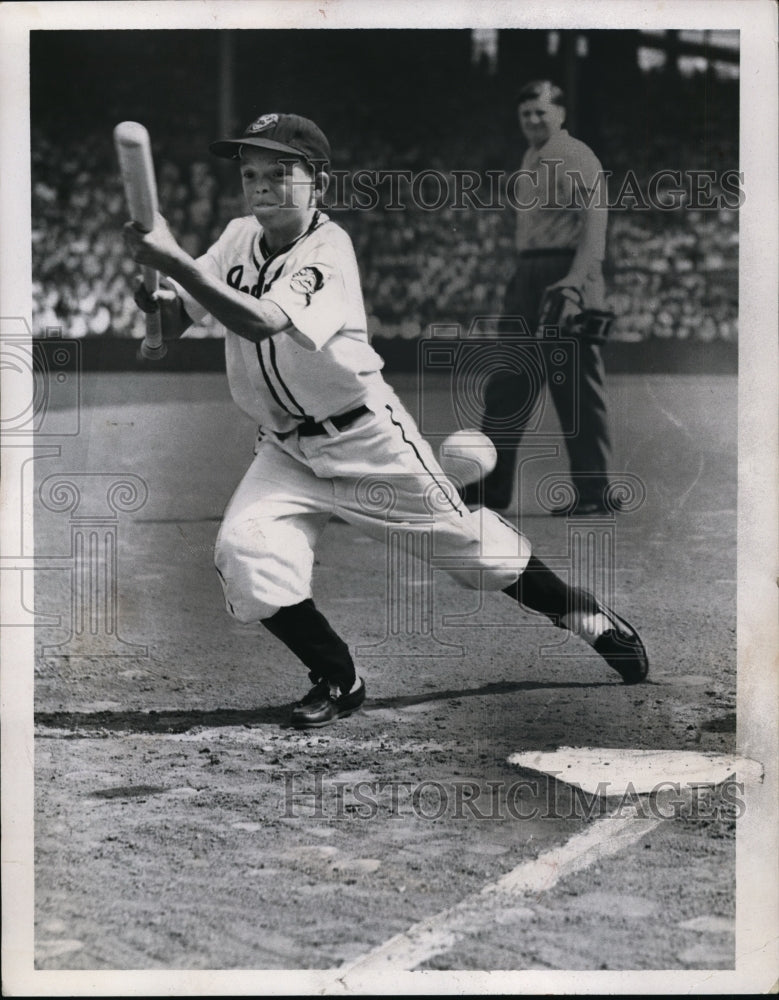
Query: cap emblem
246 113 279 134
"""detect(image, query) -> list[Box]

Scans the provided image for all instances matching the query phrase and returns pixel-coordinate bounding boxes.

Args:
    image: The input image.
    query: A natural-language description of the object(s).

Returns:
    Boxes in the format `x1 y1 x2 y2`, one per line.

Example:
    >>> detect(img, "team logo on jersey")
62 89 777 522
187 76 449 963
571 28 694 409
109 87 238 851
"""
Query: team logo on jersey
289 266 325 305
246 113 279 134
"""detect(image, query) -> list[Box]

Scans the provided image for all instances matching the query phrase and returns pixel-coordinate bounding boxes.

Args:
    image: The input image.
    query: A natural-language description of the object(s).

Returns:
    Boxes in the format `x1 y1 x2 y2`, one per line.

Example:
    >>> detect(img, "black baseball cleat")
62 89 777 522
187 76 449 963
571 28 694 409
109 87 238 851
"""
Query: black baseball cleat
592 608 649 685
289 677 366 728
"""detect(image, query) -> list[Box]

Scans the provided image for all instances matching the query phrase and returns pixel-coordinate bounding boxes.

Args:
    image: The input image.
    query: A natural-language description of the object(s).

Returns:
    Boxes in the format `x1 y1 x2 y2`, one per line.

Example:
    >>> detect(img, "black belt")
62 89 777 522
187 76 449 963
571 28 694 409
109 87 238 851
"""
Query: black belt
296 404 371 437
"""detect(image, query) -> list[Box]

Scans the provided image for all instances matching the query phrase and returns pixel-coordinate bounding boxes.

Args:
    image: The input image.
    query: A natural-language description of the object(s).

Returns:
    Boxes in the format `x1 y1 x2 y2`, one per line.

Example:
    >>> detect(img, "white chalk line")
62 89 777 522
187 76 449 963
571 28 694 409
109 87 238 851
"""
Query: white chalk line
333 804 661 979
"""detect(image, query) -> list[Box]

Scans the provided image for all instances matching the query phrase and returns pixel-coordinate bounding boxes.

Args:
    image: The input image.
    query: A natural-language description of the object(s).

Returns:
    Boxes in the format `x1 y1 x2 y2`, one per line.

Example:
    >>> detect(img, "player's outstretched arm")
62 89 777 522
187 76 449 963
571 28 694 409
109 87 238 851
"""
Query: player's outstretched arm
133 277 192 341
123 213 289 344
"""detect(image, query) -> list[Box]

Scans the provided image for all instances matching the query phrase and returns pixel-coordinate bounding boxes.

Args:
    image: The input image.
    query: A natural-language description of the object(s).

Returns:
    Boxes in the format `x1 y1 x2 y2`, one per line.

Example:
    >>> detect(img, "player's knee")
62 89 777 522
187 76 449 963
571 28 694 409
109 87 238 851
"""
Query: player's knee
215 517 303 574
224 594 281 624
447 508 532 591
214 517 314 623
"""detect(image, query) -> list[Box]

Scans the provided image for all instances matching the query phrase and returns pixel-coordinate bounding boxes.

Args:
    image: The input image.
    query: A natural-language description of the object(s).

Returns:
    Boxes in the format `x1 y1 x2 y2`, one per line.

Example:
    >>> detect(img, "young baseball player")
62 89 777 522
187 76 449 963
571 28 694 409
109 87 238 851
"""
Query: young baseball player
123 112 648 728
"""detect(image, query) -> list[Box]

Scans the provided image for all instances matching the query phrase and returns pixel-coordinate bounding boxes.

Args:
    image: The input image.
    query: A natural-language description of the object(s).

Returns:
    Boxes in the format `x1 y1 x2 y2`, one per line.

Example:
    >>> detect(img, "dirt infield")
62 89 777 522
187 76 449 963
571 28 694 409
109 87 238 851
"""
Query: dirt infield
32 371 738 974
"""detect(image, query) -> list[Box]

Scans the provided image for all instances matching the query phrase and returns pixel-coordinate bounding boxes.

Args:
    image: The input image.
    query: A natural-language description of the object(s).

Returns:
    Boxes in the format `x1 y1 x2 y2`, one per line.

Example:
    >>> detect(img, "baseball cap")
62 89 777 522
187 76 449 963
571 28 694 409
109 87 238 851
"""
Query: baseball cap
210 113 331 165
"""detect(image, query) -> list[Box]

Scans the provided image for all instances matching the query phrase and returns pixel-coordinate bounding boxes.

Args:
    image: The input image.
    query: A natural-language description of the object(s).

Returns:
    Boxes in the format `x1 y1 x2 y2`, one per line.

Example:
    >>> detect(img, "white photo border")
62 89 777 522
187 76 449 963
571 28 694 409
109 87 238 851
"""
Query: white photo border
2 0 776 994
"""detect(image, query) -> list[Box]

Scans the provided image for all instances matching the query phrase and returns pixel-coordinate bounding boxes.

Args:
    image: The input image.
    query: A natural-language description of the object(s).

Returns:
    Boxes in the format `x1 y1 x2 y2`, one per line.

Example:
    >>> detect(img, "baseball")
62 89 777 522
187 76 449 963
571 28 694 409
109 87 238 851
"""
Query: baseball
438 429 498 485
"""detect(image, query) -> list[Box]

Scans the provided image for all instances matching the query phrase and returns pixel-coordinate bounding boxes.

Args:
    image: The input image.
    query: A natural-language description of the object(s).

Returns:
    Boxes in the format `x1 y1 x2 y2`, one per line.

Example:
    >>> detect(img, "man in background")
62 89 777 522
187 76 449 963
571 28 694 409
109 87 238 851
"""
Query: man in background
468 79 619 516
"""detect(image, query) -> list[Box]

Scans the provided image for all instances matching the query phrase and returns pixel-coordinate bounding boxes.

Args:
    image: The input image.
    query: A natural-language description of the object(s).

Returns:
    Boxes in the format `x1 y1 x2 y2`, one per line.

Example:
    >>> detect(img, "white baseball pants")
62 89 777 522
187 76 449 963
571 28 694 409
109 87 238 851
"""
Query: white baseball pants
214 390 532 623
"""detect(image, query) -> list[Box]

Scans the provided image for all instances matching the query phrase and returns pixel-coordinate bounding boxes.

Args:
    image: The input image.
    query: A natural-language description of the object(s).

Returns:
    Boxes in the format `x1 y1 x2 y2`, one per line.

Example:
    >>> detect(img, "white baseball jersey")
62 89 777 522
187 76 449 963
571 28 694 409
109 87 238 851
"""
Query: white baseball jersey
175 211 386 432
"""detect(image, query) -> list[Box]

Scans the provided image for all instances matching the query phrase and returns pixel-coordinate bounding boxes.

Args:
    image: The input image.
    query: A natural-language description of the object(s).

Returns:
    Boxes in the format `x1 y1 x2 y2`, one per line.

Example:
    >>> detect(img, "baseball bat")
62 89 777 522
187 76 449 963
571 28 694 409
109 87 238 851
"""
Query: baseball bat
113 121 167 360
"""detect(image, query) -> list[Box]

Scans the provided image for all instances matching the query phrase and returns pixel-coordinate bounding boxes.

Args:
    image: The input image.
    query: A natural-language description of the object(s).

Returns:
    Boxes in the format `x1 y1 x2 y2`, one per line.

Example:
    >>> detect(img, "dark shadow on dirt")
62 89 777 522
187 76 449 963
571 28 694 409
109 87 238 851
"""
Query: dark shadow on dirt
34 678 620 735
700 712 736 733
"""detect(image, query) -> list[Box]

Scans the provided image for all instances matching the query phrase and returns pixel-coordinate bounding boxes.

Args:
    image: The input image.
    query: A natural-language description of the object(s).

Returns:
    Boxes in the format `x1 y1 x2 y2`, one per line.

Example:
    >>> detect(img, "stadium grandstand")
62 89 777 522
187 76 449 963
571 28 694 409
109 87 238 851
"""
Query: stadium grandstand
30 29 738 355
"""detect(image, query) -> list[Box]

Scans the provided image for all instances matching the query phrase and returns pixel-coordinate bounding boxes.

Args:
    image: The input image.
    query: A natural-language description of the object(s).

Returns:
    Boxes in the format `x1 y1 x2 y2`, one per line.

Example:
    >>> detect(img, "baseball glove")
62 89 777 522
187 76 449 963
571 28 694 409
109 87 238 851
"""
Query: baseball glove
537 286 615 344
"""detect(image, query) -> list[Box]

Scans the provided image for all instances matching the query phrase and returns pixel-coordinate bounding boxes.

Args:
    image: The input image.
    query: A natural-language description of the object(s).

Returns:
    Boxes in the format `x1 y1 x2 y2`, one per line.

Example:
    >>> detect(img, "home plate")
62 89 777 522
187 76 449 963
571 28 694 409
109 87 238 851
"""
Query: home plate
331 747 764 979
507 747 763 795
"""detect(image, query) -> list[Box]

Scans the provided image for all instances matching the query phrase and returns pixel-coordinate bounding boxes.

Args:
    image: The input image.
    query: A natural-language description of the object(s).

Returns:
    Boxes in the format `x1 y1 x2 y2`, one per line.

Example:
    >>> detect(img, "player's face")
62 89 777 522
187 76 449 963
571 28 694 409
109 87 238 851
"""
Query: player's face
239 148 317 226
518 95 566 148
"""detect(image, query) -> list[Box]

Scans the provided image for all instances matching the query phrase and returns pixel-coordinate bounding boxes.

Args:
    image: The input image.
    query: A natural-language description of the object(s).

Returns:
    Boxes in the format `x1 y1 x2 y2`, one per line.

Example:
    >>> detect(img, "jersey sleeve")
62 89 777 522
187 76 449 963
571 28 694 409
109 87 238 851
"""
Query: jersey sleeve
261 239 348 351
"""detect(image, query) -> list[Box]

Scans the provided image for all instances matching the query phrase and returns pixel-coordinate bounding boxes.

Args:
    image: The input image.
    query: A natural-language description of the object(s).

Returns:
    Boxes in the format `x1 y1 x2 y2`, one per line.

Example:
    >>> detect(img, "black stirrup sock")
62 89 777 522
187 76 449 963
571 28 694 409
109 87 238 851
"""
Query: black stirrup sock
263 599 356 692
503 554 599 627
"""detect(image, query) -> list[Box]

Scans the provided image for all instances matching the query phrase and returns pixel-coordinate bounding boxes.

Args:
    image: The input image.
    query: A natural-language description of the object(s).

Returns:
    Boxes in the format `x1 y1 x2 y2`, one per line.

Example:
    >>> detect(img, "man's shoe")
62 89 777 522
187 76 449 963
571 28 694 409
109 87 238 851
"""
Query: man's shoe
289 677 366 728
550 496 627 517
592 608 649 685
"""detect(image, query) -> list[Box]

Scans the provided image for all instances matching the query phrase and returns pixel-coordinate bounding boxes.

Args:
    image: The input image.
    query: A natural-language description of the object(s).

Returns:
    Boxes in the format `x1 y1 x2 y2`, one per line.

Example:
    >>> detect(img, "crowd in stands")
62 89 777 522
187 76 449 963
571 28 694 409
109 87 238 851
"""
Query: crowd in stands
31 74 738 345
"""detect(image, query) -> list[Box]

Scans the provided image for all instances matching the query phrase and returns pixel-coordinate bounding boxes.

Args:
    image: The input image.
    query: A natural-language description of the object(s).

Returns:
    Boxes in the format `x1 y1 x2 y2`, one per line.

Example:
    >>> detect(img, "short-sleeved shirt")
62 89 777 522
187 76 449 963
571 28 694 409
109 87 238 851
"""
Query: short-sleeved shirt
174 211 385 432
514 129 607 258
